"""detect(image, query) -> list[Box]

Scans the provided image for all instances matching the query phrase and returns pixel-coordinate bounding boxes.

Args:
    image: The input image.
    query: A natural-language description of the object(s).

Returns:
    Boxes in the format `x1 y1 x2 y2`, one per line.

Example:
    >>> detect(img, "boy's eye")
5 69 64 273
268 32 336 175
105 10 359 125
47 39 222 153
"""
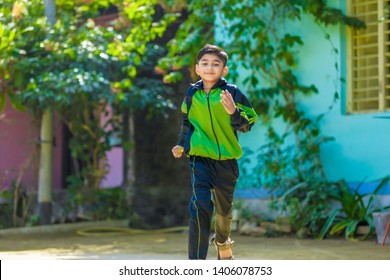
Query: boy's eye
201 63 220 67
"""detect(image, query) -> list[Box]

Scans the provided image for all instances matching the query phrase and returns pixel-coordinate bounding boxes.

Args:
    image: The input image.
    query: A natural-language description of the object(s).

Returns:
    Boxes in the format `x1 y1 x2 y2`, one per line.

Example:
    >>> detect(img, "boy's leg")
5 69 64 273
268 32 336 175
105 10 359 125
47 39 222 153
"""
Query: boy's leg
188 156 214 259
213 188 233 242
212 159 238 258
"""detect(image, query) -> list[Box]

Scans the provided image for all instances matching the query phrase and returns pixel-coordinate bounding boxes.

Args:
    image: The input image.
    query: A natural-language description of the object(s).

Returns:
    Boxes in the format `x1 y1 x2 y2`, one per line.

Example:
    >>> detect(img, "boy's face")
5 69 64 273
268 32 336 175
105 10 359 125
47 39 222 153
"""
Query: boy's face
196 53 228 85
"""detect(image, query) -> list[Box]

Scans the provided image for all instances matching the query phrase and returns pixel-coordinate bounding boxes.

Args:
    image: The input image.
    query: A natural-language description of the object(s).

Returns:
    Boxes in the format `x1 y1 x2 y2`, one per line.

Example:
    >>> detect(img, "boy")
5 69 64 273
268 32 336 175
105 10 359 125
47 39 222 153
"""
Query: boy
171 44 257 260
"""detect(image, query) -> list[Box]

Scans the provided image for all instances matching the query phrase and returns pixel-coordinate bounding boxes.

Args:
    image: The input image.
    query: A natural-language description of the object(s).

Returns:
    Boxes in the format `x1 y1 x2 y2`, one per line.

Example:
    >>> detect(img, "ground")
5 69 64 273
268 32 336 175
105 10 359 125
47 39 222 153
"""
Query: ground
0 220 389 260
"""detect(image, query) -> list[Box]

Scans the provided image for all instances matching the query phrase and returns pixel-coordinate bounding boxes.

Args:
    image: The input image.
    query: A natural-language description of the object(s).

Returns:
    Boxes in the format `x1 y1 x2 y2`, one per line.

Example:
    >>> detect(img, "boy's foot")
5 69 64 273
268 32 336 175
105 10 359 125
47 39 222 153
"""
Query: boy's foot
210 234 235 260
216 240 234 260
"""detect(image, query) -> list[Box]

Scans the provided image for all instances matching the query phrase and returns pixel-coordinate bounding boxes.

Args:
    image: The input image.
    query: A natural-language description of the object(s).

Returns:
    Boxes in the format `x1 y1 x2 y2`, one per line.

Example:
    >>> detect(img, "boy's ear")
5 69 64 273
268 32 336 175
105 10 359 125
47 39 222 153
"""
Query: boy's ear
195 64 200 76
223 66 229 76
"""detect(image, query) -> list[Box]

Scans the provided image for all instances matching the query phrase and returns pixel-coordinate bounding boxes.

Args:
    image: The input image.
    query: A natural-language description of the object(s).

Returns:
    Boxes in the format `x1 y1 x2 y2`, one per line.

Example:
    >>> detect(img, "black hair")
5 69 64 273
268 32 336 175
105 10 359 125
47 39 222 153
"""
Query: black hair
197 44 228 66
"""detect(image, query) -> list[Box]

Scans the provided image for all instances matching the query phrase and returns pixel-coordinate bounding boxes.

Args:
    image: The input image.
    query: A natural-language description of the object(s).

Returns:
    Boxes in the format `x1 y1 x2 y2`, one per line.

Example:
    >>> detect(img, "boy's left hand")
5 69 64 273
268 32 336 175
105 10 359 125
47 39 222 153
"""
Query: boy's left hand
220 90 236 115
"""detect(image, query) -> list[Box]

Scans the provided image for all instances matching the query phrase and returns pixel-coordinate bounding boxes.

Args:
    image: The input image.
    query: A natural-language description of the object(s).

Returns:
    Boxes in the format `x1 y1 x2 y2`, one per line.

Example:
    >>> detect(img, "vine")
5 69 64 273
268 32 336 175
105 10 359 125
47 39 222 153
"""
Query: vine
160 0 365 236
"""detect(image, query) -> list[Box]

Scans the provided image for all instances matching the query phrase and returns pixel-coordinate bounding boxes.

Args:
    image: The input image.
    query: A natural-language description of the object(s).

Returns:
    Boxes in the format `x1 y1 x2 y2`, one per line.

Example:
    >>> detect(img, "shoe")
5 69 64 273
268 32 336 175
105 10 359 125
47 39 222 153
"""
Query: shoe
210 233 235 260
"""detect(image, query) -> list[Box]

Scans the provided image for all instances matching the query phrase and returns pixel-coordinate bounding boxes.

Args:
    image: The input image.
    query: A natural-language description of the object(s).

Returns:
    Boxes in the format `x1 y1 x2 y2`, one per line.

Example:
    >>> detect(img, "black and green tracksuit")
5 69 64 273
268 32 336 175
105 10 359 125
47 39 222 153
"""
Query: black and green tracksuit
177 78 257 259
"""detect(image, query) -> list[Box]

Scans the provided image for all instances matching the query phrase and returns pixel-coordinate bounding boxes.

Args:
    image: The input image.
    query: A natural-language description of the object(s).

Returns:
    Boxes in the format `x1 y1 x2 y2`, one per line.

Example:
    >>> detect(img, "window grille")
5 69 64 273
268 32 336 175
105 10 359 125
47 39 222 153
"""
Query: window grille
347 0 390 113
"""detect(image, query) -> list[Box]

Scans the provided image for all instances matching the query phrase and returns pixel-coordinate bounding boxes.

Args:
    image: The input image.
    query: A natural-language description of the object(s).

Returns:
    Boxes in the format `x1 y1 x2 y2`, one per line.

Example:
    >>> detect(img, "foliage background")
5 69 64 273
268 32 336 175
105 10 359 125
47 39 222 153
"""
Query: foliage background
1 0 386 240
0 0 178 225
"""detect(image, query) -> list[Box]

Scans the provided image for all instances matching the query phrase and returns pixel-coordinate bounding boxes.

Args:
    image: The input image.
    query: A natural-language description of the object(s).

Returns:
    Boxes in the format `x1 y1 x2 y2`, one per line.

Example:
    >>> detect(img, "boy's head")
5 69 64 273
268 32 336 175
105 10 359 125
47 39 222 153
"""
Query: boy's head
197 44 228 66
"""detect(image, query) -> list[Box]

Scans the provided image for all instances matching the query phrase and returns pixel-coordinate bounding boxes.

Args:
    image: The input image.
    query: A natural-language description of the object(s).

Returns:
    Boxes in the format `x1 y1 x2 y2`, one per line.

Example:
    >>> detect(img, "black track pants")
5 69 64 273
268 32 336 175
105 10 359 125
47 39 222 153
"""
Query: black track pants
188 156 239 260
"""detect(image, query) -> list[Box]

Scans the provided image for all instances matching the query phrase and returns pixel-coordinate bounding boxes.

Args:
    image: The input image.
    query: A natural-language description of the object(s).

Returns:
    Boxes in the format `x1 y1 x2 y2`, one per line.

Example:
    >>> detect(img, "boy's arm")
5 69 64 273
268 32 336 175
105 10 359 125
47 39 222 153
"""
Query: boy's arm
172 101 189 158
229 87 258 133
177 111 189 147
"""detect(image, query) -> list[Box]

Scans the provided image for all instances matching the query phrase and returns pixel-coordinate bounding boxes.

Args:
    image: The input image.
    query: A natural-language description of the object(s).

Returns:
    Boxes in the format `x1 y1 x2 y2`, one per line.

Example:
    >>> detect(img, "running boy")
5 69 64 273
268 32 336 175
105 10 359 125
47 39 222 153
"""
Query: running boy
171 44 257 260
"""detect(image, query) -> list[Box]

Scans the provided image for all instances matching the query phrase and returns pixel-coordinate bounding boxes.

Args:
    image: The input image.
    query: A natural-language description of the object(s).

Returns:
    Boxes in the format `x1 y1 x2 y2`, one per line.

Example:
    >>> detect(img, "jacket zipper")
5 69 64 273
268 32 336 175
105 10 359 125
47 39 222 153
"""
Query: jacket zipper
206 91 221 160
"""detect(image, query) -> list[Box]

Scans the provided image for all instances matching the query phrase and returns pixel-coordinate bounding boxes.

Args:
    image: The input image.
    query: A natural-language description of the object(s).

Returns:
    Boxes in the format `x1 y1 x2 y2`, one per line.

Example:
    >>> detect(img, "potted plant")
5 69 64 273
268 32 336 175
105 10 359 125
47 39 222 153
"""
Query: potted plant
318 176 390 241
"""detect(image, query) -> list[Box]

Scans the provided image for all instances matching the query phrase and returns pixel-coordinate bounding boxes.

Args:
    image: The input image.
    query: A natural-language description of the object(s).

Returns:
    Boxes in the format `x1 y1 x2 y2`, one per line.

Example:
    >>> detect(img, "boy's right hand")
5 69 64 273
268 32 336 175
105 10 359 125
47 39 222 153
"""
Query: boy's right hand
172 145 184 158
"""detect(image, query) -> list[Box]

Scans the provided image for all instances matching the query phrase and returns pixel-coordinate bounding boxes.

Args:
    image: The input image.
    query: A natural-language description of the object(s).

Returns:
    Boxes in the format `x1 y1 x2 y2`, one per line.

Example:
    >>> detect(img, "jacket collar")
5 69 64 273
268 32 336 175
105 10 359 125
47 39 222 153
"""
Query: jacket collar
192 78 227 90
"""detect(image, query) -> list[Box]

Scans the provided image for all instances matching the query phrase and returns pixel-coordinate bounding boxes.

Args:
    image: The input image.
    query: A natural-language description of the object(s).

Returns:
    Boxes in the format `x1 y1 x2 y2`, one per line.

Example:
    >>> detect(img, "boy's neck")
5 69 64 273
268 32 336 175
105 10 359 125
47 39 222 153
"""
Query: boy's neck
202 80 217 92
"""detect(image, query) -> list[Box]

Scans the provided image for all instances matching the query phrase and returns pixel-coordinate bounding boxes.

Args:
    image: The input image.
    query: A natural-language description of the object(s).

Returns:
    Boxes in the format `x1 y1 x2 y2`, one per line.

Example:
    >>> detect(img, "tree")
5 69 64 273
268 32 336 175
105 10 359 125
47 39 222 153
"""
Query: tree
0 0 176 224
35 0 56 225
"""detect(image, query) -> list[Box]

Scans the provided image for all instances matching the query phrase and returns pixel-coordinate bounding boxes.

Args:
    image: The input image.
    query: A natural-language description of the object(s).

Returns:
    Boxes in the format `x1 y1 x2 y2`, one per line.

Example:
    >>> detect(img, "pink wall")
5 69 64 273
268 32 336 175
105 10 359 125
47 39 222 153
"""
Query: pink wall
101 147 123 188
0 98 63 191
100 105 123 188
0 98 123 192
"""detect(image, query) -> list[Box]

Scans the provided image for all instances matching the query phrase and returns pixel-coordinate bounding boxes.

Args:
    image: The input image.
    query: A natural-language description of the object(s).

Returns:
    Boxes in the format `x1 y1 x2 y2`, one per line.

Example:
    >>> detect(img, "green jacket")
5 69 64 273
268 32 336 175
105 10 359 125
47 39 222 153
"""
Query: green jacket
177 78 257 160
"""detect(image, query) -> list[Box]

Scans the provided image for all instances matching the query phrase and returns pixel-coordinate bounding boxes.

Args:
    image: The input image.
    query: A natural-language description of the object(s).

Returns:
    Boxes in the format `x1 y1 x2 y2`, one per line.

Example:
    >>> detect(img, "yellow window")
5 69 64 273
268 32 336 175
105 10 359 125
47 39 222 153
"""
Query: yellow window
347 0 390 113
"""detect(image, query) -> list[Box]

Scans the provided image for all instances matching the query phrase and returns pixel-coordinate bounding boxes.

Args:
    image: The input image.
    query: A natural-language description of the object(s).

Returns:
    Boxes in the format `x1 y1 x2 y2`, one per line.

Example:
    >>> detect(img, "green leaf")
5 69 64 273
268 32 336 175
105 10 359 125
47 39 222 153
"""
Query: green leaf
330 220 350 235
8 94 26 112
317 208 340 240
345 220 359 240
0 22 4 39
0 94 6 112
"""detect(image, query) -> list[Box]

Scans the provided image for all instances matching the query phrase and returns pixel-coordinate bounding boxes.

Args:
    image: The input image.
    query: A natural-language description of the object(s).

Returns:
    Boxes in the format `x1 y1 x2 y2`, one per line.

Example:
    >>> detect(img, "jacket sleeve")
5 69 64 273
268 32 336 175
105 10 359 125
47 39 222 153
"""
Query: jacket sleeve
230 86 258 133
177 100 189 147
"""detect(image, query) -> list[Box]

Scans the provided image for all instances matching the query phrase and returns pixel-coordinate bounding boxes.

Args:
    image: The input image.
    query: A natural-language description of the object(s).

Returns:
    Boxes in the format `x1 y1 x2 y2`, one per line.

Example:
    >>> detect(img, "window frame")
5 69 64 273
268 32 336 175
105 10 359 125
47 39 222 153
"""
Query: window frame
346 0 389 114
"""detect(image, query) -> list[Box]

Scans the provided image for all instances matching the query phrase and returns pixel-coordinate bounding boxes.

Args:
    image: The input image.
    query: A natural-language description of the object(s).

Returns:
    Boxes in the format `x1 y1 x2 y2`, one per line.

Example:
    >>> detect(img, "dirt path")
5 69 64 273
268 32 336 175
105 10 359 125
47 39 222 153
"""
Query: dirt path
0 221 389 260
